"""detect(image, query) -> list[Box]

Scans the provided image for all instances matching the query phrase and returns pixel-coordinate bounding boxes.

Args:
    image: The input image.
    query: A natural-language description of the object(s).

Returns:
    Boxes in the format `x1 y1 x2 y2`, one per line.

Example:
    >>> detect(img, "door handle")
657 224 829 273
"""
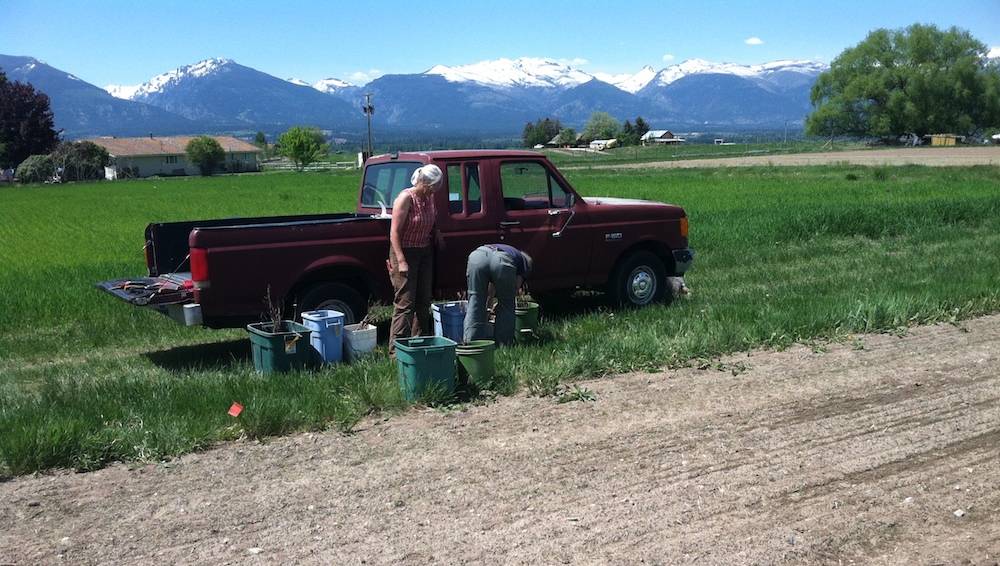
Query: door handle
499 221 520 227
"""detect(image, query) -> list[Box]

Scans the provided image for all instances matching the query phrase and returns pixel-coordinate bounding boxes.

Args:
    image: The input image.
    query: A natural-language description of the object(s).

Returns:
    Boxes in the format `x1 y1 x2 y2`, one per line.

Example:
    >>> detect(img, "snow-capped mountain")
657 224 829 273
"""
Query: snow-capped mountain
286 77 310 86
0 54 195 138
313 77 354 93
649 58 827 87
593 66 656 94
425 57 593 89
110 58 360 129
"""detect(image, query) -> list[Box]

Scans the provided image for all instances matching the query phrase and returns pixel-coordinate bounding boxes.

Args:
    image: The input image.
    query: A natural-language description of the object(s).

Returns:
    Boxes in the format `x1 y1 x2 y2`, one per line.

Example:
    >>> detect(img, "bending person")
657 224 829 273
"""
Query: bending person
388 164 443 354
463 244 533 345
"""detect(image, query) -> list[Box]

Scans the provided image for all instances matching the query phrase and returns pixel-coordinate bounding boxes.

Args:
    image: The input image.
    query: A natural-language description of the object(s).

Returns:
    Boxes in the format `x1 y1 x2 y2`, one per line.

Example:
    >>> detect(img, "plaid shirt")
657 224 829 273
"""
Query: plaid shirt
400 188 436 248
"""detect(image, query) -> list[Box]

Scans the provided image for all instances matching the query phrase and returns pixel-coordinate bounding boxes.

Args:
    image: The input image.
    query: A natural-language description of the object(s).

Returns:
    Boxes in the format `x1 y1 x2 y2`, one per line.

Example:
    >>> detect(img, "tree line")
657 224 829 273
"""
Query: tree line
522 113 651 148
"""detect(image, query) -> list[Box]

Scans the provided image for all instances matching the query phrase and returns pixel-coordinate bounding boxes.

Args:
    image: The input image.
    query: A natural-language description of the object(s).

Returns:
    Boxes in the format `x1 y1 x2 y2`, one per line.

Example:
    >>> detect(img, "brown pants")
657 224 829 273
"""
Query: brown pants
389 246 433 354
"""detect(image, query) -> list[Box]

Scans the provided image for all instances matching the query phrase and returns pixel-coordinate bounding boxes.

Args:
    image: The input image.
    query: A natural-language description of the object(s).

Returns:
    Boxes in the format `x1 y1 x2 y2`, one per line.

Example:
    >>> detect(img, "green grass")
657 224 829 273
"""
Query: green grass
541 139 868 167
2 163 1000 476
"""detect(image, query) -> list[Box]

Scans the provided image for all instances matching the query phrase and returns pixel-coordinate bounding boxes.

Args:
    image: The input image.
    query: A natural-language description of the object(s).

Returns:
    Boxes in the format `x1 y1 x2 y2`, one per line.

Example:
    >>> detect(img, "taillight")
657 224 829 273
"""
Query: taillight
144 241 154 274
680 216 689 238
190 247 210 289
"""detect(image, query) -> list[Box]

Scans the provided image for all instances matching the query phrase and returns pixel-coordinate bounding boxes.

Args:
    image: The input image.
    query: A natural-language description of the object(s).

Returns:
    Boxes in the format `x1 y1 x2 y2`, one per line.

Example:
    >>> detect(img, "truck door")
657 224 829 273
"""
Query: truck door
493 160 588 291
434 161 495 296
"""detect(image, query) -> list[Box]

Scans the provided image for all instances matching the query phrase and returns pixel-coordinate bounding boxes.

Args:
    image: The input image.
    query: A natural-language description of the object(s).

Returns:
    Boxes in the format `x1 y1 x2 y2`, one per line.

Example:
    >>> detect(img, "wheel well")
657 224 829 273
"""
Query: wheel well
285 266 373 312
608 241 676 287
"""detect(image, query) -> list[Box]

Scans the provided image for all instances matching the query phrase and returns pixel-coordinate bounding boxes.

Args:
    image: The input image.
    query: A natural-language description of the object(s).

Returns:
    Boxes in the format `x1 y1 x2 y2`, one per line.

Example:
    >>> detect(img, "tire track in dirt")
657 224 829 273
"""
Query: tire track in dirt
1 315 999 564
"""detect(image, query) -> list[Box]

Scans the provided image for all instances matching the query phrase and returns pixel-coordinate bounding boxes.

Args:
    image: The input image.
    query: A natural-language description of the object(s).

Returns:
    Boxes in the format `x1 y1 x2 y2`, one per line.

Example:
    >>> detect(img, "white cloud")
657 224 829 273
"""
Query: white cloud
348 69 383 84
662 53 675 62
988 46 1000 58
558 57 589 66
745 36 764 46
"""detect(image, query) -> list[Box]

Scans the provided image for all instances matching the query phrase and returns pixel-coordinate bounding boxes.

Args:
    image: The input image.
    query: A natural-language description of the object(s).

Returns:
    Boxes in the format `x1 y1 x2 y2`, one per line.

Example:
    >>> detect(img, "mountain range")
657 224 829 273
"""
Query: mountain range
1 54 830 139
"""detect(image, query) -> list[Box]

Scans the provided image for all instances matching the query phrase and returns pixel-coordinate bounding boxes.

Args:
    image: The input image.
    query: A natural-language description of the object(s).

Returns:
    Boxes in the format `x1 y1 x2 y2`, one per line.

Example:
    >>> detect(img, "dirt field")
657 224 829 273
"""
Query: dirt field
603 146 1000 169
2 314 999 565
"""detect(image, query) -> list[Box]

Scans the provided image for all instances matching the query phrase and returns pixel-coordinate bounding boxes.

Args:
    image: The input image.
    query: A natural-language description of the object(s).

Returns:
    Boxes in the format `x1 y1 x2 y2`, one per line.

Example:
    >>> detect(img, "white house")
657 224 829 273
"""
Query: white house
86 135 263 179
641 130 686 145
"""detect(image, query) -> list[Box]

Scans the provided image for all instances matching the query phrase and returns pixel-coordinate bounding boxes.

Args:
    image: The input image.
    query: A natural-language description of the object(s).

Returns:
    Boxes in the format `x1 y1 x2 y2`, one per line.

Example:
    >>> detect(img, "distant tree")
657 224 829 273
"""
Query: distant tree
556 127 577 146
522 117 562 147
807 24 1000 139
278 126 328 170
185 136 226 176
634 117 650 138
0 71 60 168
50 141 110 182
582 111 620 141
254 131 267 147
15 154 54 183
619 120 640 146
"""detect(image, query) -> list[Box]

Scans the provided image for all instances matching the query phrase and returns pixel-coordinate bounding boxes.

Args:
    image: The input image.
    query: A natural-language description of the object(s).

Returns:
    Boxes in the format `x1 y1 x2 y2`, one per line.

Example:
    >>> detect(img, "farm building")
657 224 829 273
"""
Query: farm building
546 132 586 147
641 130 686 145
923 134 963 146
85 135 263 179
589 138 618 151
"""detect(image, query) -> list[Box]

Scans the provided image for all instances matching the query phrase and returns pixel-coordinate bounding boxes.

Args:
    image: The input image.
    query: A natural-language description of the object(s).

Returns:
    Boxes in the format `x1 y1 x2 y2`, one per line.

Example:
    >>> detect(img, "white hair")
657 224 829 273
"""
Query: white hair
411 164 443 187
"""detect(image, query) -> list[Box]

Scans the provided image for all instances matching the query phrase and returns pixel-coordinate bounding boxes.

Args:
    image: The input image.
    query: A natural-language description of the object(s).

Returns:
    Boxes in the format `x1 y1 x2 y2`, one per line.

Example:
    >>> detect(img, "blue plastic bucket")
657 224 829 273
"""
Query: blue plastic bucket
301 309 345 364
432 301 467 343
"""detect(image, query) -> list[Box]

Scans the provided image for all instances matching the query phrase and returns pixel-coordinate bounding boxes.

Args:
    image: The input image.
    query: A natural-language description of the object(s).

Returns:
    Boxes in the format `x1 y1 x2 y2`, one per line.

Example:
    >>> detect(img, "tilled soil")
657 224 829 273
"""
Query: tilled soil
2 315 999 565
593 146 1000 169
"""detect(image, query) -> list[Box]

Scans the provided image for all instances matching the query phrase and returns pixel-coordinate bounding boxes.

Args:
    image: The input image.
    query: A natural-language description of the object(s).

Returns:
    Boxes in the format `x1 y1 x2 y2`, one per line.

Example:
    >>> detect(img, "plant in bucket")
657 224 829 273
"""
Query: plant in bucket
344 312 378 361
245 286 313 373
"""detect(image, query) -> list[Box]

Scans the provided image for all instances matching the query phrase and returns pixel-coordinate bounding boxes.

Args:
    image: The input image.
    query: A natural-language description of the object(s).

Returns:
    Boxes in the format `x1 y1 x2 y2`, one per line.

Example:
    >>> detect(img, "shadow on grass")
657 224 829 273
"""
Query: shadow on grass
144 338 251 372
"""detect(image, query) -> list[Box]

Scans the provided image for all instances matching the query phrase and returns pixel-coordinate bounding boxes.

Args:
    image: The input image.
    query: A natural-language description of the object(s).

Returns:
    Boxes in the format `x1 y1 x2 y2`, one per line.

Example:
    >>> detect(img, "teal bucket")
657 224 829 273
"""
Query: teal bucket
394 336 457 401
246 321 313 374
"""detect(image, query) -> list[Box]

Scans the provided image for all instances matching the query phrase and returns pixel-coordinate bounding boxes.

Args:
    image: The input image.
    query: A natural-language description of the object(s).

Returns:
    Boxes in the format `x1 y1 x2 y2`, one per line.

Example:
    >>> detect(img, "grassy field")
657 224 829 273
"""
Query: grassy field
2 163 1000 476
541 139 867 167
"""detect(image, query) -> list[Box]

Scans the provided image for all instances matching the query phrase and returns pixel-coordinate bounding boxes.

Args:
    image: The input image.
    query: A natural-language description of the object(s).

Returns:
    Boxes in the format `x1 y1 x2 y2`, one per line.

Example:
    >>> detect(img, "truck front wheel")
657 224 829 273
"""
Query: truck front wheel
609 251 668 307
297 282 367 324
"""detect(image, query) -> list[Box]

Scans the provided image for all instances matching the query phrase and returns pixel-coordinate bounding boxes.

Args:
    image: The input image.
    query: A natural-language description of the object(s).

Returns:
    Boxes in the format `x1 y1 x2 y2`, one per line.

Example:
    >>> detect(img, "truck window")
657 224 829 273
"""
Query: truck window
361 161 421 209
500 162 570 210
447 162 482 216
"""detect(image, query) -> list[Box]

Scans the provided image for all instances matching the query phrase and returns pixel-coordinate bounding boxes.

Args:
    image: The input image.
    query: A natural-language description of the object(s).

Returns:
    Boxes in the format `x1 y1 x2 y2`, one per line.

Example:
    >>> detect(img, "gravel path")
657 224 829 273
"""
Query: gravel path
592 146 1000 169
2 314 999 564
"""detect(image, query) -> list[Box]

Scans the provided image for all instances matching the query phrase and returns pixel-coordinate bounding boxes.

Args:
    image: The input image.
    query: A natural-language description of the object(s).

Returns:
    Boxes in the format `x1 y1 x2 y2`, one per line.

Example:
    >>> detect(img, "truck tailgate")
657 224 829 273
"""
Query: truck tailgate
96 272 194 307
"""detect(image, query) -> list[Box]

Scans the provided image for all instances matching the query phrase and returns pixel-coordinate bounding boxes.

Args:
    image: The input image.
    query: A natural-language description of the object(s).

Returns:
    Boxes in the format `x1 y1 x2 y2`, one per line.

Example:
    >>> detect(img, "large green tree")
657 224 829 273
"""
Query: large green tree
185 136 225 176
0 71 60 168
807 24 1000 139
582 111 620 141
522 118 562 147
278 126 328 170
51 141 110 182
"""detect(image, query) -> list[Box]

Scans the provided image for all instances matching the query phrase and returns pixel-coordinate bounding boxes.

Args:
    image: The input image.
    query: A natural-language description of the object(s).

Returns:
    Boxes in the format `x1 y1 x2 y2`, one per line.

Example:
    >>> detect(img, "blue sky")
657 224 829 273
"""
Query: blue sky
3 0 999 87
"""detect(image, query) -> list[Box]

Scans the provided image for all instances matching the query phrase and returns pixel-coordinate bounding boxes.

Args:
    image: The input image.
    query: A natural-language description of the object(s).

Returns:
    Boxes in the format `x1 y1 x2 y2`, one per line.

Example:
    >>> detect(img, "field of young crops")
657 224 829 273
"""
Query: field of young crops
2 163 999 476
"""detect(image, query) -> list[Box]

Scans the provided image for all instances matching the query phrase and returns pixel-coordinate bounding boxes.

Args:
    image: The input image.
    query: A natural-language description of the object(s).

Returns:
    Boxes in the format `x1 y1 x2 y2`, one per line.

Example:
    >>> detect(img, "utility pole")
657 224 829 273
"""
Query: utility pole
362 93 375 161
783 120 788 146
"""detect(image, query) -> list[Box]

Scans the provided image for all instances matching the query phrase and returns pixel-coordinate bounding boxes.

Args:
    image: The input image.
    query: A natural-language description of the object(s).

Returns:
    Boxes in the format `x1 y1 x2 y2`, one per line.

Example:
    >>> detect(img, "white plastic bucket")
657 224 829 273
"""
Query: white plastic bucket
344 323 377 361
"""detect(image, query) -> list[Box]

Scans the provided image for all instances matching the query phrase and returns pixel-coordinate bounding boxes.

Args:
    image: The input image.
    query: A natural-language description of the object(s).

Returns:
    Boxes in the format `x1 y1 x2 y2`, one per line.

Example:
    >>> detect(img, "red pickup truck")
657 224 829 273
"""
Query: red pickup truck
98 150 694 327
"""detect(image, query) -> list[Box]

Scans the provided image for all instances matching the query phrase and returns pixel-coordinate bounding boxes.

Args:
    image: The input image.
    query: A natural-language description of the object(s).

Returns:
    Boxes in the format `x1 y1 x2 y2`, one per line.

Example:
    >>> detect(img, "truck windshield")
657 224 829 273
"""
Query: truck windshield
361 161 421 209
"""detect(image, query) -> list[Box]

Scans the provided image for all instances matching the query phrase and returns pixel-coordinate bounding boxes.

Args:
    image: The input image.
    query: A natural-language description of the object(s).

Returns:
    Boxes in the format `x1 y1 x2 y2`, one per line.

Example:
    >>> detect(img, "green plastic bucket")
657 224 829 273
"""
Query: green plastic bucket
515 301 540 335
456 339 495 386
394 336 457 401
246 321 313 373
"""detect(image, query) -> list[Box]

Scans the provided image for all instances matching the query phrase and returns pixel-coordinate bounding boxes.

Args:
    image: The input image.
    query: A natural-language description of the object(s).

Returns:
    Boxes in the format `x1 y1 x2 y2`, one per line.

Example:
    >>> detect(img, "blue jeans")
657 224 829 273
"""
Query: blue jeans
463 246 517 345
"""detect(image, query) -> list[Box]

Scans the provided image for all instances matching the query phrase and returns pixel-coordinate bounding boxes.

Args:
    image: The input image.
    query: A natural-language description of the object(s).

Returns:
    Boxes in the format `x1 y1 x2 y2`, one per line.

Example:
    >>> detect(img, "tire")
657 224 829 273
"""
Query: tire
609 251 668 307
296 282 366 324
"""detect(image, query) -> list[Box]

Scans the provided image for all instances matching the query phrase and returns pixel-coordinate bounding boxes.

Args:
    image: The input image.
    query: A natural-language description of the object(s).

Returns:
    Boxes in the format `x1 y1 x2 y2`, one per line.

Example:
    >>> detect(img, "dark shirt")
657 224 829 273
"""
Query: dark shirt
487 244 530 276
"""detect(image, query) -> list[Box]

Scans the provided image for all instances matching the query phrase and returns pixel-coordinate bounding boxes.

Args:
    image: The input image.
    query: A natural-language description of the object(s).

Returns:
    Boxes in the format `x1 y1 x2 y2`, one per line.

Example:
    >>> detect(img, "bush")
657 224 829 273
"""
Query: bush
15 154 54 183
185 136 225 176
278 126 328 170
50 141 109 182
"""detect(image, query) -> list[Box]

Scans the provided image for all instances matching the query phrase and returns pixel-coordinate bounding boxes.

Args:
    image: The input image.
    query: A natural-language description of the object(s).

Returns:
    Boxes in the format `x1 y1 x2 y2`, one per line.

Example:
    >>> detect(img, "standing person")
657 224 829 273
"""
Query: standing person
388 164 443 354
464 244 533 345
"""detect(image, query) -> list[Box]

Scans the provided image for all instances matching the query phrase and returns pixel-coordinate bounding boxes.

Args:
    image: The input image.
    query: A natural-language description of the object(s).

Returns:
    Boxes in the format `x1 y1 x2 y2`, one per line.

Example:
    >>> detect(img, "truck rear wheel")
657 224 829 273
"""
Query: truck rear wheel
609 251 668 307
297 282 366 324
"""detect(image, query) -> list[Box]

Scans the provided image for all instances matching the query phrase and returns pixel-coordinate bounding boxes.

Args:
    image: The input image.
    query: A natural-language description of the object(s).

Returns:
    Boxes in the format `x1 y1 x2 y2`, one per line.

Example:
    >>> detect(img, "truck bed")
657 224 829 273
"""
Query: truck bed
146 212 371 276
